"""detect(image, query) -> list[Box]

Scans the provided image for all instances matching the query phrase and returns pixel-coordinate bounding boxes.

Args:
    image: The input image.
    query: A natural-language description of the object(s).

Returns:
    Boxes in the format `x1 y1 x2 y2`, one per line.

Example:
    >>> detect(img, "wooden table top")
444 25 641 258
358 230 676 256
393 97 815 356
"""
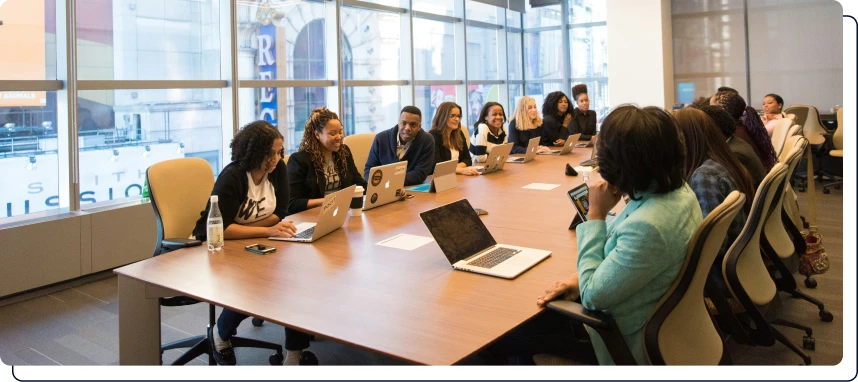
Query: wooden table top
115 148 599 365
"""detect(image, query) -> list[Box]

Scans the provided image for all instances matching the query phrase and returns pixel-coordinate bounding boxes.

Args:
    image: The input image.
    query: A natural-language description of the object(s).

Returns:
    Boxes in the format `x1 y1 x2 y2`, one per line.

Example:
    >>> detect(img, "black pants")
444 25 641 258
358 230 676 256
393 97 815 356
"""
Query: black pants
481 310 597 365
216 308 310 351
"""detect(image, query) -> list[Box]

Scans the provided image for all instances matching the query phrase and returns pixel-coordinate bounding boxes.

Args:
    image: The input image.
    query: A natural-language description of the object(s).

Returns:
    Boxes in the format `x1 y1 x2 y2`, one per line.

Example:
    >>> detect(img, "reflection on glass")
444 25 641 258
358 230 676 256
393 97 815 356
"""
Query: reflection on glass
507 10 522 29
414 19 456 80
525 30 563 80
341 8 401 80
0 91 60 219
524 3 561 28
415 86 457 131
507 31 523 81
76 89 223 208
570 26 608 78
569 0 607 24
413 0 455 16
239 87 328 154
466 1 503 25
466 26 499 81
508 84 523 114
341 86 402 135
0 0 56 80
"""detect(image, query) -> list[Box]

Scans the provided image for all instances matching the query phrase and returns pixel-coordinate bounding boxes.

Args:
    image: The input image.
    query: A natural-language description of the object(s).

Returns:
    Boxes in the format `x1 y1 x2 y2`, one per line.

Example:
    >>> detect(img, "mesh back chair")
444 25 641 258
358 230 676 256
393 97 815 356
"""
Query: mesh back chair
147 158 284 365
342 133 375 177
716 164 816 365
822 107 843 194
770 118 794 157
547 192 745 365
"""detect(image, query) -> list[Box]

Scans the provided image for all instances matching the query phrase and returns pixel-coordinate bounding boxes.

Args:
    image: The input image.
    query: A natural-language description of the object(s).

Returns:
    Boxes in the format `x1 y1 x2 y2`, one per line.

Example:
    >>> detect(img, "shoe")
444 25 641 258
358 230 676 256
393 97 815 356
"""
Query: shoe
299 351 319 365
208 327 237 365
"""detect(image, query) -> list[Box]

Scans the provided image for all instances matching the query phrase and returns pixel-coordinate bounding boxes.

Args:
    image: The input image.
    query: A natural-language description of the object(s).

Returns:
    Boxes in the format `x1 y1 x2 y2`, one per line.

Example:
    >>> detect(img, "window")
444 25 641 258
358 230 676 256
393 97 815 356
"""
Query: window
413 18 456 80
341 86 404 135
466 26 500 81
569 0 607 24
524 30 563 81
466 1 504 25
341 8 402 80
239 87 330 153
415 85 458 129
413 0 455 16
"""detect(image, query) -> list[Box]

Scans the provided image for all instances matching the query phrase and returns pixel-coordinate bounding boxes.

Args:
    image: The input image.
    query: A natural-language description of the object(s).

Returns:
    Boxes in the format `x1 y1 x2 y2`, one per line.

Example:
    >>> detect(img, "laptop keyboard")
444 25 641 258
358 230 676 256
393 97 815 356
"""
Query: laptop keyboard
467 247 522 269
580 158 598 167
293 226 315 240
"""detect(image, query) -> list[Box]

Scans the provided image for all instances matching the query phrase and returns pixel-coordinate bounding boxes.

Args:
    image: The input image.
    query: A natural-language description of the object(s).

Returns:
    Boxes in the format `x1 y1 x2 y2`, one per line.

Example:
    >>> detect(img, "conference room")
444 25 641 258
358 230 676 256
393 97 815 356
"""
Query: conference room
0 0 852 379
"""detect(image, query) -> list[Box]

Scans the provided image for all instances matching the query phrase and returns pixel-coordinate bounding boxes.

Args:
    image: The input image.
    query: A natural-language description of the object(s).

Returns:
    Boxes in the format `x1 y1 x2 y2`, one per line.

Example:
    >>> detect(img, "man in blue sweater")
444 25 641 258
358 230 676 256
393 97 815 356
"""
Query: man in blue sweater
364 106 436 186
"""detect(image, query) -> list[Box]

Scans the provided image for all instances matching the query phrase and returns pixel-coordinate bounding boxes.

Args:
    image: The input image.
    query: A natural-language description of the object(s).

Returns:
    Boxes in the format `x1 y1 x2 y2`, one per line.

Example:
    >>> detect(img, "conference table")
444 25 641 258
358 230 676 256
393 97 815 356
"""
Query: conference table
115 147 603 365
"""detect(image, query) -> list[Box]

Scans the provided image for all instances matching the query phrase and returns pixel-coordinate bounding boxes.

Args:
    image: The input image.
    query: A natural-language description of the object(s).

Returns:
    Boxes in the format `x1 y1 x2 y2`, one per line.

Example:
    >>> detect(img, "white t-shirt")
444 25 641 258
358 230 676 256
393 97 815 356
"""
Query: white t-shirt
450 148 459 163
235 172 277 224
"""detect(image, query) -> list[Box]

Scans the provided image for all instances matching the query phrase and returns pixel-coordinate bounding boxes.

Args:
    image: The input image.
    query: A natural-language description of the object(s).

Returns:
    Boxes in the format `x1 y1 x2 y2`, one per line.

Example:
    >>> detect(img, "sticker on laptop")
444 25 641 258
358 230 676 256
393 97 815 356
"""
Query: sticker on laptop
370 193 379 204
322 195 337 213
371 170 383 187
394 165 407 176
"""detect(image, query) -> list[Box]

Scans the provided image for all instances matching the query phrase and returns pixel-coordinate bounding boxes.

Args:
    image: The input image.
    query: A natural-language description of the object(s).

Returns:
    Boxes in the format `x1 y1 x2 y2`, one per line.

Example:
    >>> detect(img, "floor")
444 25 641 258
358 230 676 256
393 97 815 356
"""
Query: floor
0 183 844 366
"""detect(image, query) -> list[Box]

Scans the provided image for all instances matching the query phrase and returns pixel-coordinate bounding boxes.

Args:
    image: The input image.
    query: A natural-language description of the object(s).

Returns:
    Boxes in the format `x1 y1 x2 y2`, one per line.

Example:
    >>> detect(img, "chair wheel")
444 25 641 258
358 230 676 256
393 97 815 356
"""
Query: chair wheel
805 278 818 288
819 310 834 322
803 336 816 350
823 188 830 194
269 353 284 365
252 318 264 327
300 351 319 365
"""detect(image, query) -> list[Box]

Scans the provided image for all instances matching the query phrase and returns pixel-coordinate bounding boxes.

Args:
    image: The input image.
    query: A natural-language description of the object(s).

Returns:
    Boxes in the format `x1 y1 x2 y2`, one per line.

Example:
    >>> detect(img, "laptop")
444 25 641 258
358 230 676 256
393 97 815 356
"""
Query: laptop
580 135 599 167
575 134 598 148
475 143 513 175
269 185 356 243
506 137 540 163
420 199 551 279
406 159 457 193
567 183 616 229
538 134 581 155
364 161 408 210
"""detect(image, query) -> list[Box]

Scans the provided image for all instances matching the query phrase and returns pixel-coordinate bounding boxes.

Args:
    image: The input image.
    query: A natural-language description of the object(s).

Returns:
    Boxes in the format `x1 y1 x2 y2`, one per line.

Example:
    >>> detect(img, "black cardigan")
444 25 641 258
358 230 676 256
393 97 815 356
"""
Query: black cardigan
508 119 549 154
286 145 368 214
542 114 569 145
568 108 598 141
429 129 472 167
192 160 289 240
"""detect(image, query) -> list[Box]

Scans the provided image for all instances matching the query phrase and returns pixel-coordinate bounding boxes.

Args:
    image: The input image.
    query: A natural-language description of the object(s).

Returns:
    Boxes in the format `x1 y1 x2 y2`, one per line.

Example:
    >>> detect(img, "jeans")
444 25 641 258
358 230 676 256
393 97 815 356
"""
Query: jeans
216 308 311 351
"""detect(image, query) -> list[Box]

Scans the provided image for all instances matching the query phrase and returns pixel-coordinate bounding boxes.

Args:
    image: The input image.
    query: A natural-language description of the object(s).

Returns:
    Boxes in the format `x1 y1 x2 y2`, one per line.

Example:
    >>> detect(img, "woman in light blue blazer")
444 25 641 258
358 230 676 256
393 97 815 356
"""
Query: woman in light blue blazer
484 105 702 366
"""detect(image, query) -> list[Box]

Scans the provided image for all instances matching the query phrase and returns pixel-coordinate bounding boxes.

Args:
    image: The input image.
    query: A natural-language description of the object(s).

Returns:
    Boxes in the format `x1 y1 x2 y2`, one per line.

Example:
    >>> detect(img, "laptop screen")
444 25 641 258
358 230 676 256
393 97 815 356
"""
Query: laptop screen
420 199 497 264
567 184 591 220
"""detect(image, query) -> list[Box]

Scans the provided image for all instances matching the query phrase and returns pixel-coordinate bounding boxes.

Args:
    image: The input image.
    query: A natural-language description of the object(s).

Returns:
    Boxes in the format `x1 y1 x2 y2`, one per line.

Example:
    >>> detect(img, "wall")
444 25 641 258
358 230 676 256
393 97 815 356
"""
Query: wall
606 0 674 108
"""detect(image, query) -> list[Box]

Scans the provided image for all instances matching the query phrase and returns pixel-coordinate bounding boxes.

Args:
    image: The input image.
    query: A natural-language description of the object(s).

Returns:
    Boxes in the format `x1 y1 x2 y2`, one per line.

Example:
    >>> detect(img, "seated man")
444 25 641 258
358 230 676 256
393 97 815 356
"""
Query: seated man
364 106 435 186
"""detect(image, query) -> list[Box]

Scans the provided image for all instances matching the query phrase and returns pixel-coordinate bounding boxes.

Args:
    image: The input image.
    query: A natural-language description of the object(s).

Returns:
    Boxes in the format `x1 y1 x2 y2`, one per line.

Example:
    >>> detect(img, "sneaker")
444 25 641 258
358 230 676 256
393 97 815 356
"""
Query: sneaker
208 327 237 365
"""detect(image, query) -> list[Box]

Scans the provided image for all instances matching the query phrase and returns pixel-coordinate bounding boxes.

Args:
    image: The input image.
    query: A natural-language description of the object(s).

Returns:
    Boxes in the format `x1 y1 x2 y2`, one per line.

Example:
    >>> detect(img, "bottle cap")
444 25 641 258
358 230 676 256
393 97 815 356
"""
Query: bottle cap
211 195 218 203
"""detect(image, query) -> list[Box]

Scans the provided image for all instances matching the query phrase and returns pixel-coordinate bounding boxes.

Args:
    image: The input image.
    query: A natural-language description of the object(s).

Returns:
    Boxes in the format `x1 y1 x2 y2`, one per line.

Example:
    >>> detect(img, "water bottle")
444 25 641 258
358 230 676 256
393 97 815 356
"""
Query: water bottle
207 195 224 251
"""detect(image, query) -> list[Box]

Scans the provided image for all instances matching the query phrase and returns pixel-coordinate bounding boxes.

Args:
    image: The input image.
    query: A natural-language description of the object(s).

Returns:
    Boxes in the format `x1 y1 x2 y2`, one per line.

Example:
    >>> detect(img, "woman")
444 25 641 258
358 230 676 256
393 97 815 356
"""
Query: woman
470 102 508 163
508 96 551 154
192 121 314 366
541 91 572 146
430 101 480 176
761 93 786 136
568 84 598 141
287 107 367 214
695 105 767 187
675 107 754 285
711 91 777 170
489 105 702 366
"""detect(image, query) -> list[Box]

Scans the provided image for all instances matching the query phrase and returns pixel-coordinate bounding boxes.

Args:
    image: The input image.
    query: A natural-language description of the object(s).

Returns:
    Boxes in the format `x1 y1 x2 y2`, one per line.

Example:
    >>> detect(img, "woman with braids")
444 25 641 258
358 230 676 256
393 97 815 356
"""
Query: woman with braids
192 120 316 366
430 101 480 176
568 84 598 141
710 90 777 170
287 107 367 214
695 104 767 187
541 91 573 146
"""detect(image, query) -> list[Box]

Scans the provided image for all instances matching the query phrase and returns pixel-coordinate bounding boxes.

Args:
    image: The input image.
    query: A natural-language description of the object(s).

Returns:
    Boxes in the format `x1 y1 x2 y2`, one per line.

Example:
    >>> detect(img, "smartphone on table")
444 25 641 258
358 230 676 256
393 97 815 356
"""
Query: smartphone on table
245 243 276 255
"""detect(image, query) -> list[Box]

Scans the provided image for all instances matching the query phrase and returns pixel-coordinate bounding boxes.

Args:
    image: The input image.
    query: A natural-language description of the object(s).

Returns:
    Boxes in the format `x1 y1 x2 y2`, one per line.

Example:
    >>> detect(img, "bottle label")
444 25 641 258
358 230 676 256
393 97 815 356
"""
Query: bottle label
208 225 223 245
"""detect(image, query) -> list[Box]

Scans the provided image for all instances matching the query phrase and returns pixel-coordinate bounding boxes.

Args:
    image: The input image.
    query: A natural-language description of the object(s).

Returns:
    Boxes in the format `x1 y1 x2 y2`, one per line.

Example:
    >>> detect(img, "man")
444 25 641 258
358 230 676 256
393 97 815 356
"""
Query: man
364 106 435 186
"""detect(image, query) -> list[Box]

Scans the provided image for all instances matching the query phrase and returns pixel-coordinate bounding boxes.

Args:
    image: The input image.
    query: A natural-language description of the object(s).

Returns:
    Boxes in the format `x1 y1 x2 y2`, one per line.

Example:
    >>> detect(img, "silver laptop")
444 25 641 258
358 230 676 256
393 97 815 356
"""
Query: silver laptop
507 137 540 163
406 159 458 193
475 143 513 175
269 185 356 243
575 134 597 148
539 134 581 155
420 199 551 279
364 161 408 210
580 135 599 167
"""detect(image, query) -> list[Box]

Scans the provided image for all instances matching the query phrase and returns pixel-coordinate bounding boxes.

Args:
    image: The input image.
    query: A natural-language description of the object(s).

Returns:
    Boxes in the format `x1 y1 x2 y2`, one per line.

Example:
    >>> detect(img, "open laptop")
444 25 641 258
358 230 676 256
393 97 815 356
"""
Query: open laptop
420 199 551 279
575 133 598 148
506 137 540 163
269 185 356 243
538 134 581 155
580 135 599 167
475 143 513 175
364 161 408 210
406 159 457 193
567 183 616 229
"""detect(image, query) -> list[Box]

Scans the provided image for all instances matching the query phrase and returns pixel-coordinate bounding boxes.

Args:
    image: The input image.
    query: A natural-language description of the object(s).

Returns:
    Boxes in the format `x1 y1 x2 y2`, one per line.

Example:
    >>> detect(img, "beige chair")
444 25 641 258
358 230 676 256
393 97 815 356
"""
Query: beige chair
147 158 284 365
822 107 843 194
343 133 375 176
779 136 807 237
784 105 827 145
547 192 745 365
770 118 794 157
786 123 802 139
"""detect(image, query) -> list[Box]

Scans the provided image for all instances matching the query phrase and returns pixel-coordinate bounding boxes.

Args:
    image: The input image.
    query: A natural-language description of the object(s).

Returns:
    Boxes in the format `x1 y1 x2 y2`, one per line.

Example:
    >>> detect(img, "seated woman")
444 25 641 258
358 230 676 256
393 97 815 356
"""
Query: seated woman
760 93 786 136
711 91 777 171
675 107 754 286
287 107 367 214
508 96 551 154
429 101 480 176
541 91 573 147
470 102 507 163
568 84 598 141
192 120 314 366
489 105 702 365
695 105 767 187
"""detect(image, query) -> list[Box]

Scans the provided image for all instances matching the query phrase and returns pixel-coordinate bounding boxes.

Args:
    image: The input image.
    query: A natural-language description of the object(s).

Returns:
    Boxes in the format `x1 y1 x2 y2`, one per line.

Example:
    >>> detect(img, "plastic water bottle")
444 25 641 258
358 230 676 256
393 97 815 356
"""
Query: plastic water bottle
207 195 224 251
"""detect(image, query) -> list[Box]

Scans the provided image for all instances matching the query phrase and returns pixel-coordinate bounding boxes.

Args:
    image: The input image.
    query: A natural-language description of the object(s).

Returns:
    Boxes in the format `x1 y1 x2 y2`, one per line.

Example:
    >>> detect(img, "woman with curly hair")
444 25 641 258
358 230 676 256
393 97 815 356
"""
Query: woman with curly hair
568 84 598 141
287 107 367 214
541 91 573 146
192 120 316 366
710 90 777 170
430 101 480 176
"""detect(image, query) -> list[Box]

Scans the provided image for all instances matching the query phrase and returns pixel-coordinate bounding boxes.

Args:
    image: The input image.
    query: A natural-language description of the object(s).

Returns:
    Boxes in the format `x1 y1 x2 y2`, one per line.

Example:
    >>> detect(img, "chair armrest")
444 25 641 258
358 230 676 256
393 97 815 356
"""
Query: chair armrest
547 300 613 330
161 238 203 252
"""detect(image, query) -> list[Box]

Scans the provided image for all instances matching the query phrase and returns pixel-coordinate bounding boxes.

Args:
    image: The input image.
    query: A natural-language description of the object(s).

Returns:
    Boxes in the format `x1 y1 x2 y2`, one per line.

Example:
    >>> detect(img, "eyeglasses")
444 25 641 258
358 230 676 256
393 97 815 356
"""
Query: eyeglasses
448 114 462 119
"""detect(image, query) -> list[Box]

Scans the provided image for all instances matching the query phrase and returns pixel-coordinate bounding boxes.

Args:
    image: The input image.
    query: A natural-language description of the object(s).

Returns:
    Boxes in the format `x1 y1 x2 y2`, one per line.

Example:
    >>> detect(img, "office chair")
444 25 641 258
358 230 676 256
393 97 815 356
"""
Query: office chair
821 107 843 194
770 118 794 157
781 135 806 230
547 192 745 365
717 163 815 365
342 133 375 176
147 158 284 365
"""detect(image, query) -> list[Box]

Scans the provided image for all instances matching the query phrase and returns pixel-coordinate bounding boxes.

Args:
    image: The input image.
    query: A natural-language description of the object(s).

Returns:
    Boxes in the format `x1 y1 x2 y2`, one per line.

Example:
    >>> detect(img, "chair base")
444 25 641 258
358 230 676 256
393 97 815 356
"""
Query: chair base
161 324 283 366
771 326 812 365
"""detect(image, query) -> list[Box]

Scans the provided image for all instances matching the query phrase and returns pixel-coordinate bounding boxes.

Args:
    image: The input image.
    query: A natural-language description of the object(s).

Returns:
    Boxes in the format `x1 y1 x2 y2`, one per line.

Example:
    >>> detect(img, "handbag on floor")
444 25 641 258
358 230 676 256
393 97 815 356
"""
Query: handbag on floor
800 230 830 276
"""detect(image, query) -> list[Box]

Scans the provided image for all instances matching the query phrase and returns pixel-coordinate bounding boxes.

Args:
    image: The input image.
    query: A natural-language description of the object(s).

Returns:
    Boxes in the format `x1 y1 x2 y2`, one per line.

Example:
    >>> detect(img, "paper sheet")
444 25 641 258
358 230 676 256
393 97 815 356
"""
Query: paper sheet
376 233 435 251
521 183 561 191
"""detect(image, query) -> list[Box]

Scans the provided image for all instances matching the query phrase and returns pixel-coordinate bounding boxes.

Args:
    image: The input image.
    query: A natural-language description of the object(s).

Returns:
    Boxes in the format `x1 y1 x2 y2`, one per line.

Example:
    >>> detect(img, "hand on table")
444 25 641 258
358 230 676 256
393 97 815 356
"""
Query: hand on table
267 220 297 238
